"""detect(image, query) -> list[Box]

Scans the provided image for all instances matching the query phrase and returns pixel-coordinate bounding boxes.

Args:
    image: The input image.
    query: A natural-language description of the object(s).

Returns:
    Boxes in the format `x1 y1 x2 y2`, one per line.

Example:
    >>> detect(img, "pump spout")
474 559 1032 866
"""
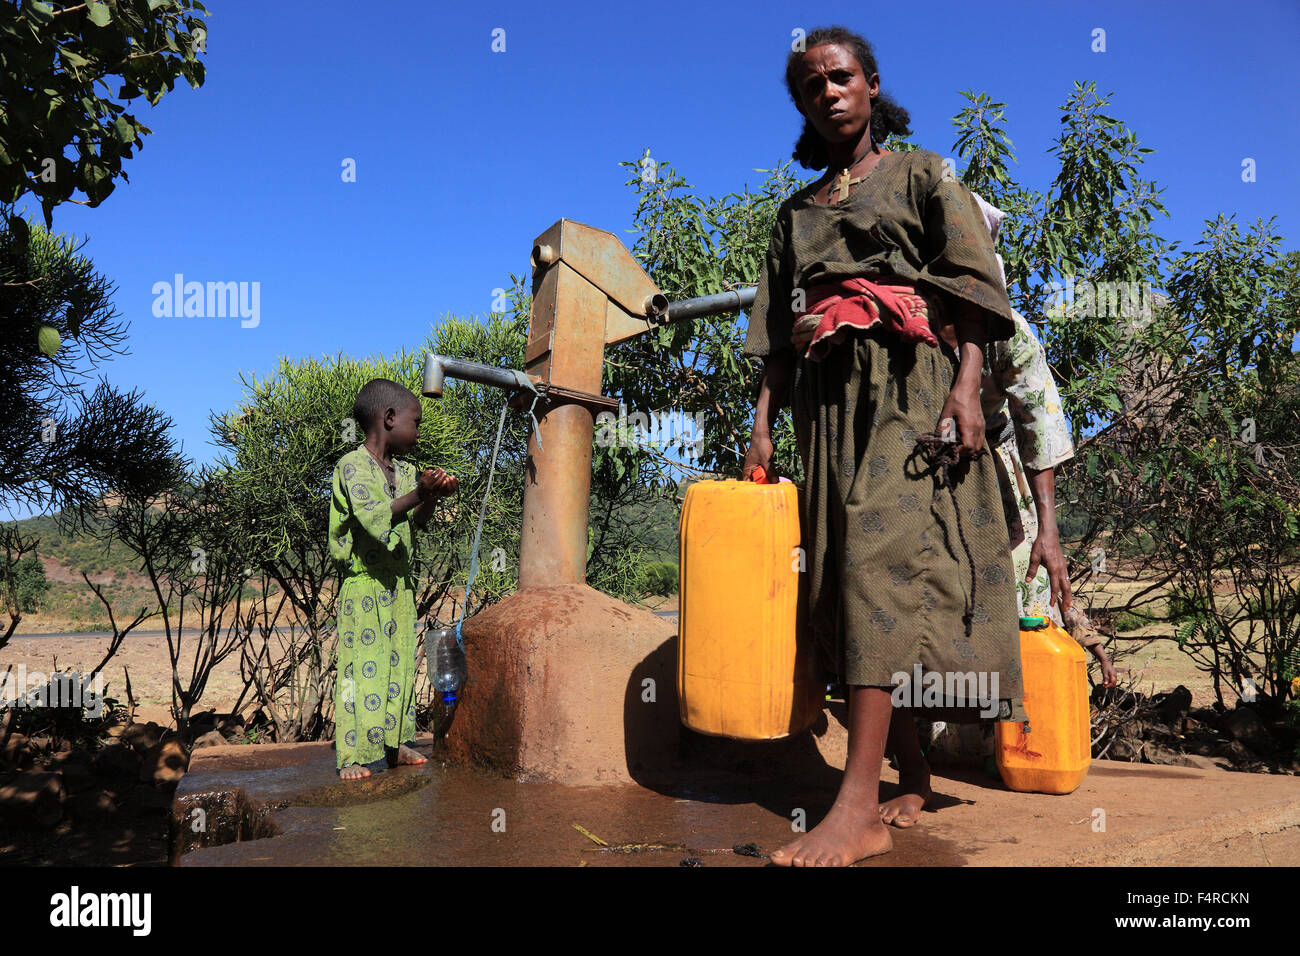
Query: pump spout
423 352 538 398
423 353 446 397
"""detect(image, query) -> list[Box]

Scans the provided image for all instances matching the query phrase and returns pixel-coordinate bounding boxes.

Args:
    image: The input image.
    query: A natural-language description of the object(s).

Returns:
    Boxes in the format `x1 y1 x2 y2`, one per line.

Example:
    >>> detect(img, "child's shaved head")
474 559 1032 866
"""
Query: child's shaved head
353 378 419 434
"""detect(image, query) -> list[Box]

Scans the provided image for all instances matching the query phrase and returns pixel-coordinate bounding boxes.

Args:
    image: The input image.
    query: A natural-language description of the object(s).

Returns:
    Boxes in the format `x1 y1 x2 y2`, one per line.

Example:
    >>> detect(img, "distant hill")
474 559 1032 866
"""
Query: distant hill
6 512 161 631
13 512 146 582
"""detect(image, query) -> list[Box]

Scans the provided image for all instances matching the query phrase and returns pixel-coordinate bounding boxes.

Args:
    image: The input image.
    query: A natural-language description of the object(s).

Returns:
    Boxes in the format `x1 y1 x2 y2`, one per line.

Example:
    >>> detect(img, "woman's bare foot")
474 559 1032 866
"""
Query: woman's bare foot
339 763 371 780
881 707 931 828
395 744 427 766
769 685 895 866
769 804 893 867
879 770 931 828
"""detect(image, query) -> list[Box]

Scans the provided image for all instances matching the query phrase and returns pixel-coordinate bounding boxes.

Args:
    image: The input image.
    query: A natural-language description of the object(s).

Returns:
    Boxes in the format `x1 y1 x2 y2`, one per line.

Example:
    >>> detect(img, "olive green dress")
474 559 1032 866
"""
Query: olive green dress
328 446 421 769
743 149 1023 717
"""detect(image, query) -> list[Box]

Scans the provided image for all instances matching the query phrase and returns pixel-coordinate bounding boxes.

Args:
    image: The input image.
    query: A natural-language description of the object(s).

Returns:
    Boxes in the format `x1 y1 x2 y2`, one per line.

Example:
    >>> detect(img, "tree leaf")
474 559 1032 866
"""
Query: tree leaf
87 1 113 27
25 2 55 25
60 47 92 68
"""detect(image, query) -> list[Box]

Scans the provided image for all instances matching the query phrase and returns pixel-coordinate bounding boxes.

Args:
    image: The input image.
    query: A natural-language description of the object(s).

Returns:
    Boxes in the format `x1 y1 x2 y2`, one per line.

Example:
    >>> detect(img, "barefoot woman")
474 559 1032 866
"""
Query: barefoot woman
741 27 1023 865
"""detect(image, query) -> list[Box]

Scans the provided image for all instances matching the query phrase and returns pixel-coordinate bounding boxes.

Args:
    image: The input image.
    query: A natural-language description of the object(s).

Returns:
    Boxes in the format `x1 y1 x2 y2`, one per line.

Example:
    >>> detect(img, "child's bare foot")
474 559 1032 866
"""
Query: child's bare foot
395 744 427 766
769 804 893 867
880 770 931 829
339 763 371 780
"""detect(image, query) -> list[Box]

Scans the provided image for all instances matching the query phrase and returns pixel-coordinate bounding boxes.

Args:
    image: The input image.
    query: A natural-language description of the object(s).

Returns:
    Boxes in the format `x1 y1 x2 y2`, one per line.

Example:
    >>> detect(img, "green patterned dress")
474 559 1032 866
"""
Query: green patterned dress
328 445 420 770
743 149 1024 717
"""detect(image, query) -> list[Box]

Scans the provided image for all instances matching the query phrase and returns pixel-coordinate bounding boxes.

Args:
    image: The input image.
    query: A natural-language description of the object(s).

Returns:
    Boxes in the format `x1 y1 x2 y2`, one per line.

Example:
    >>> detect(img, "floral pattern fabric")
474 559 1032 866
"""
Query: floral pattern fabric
328 445 420 769
985 309 1075 623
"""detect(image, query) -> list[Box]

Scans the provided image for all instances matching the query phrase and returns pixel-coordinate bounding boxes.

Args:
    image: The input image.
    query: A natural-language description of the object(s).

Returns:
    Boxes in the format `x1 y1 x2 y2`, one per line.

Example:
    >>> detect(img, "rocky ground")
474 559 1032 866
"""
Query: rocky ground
0 716 199 866
1098 684 1300 775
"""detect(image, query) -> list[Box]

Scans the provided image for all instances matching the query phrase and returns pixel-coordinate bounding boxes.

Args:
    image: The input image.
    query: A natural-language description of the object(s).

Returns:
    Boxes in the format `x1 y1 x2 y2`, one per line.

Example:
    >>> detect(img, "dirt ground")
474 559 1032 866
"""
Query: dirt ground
0 631 246 727
0 585 524 728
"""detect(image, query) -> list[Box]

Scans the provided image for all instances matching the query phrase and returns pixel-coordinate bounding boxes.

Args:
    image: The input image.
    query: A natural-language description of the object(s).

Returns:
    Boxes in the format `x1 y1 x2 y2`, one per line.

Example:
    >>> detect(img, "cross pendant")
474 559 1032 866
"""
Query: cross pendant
834 169 863 203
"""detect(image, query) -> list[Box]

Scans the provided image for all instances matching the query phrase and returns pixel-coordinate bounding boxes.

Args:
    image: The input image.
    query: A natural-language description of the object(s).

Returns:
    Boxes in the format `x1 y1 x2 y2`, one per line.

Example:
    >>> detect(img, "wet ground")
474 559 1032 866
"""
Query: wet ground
177 746 964 867
175 737 1300 867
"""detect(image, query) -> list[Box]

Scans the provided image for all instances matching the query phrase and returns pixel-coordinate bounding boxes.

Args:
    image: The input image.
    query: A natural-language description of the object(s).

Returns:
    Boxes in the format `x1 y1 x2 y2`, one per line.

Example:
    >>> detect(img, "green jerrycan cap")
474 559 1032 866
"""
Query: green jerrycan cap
1019 616 1047 630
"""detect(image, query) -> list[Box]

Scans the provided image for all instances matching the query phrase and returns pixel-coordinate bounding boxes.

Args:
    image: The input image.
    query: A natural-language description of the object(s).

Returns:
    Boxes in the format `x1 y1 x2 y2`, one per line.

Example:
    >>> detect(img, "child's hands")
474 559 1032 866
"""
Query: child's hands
418 468 459 500
417 468 438 500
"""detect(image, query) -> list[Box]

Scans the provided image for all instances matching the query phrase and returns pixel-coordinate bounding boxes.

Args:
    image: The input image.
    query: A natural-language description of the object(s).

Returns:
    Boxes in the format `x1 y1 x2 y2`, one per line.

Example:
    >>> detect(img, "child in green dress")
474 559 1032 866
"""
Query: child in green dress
329 378 458 780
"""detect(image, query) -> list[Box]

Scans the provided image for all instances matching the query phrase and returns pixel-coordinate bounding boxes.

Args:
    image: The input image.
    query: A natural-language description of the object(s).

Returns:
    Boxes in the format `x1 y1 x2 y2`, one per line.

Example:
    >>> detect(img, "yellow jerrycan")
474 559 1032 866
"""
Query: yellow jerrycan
995 616 1092 794
677 468 823 739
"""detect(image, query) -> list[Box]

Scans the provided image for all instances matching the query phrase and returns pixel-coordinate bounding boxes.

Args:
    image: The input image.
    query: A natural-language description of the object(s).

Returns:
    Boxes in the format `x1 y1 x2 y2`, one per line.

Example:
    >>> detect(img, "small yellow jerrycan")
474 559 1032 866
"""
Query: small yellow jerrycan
995 616 1092 794
677 468 823 739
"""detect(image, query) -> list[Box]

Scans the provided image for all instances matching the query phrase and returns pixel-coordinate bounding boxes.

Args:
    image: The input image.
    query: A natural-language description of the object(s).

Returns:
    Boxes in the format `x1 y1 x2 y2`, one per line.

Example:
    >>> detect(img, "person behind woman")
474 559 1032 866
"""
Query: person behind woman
969 192 1116 690
889 241 1118 820
741 26 1023 865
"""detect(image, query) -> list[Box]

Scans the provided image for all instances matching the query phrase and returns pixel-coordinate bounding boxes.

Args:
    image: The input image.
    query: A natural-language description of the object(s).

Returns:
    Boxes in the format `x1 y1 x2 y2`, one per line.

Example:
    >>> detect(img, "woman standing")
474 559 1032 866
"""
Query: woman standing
741 26 1023 865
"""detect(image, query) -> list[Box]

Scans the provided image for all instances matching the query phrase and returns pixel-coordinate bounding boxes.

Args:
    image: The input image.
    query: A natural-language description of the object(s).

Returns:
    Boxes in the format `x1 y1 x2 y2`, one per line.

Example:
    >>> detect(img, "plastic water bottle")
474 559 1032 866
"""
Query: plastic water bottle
427 627 467 706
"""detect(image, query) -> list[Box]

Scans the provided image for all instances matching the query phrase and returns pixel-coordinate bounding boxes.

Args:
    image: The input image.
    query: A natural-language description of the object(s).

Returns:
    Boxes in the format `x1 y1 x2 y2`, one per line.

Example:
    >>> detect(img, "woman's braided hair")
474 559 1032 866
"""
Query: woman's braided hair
785 26 912 171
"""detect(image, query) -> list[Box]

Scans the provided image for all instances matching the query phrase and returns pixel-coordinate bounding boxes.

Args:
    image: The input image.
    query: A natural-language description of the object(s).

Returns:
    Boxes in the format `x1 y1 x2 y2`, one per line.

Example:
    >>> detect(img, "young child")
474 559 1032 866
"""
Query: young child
329 378 458 779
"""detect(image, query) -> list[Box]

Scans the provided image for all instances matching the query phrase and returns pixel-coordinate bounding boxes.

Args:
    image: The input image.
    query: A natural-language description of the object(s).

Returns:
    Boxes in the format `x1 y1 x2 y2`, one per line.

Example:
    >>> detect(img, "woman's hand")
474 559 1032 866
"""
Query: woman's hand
742 431 774 482
1026 520 1073 612
940 302 989 458
937 386 985 458
790 316 819 353
1092 646 1118 688
744 351 793 480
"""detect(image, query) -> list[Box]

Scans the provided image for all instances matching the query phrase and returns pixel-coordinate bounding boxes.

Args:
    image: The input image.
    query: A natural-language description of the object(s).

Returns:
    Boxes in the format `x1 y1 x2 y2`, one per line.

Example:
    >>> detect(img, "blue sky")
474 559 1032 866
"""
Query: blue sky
9 0 1299 519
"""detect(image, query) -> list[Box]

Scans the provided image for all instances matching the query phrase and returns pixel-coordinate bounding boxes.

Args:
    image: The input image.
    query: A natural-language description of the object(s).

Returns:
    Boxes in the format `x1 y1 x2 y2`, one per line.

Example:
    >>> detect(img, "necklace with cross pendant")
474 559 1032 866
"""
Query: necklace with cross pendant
833 168 864 203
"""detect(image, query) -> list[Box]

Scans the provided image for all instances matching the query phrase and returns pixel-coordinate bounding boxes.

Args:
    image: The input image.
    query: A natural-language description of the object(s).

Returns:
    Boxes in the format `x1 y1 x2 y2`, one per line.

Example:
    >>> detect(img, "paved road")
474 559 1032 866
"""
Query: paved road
8 629 198 641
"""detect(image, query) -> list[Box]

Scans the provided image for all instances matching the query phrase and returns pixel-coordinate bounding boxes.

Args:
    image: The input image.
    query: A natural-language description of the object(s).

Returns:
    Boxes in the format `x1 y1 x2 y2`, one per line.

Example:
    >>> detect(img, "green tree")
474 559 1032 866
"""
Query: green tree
0 218 183 517
0 214 183 649
0 0 206 645
949 85 1299 709
205 302 532 740
1133 220 1300 709
0 547 50 639
606 153 808 486
0 0 208 225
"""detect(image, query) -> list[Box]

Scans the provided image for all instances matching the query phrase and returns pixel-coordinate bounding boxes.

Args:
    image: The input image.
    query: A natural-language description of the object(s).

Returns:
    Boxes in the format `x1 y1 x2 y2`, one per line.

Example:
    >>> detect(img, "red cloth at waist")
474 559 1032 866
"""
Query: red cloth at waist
793 278 939 360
